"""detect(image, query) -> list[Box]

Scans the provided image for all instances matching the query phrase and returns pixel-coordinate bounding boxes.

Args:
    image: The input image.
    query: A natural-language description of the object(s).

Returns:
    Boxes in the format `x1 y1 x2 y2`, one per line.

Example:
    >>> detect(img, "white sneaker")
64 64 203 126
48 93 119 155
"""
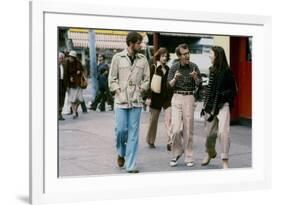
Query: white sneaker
169 155 181 167
186 162 194 167
170 160 178 167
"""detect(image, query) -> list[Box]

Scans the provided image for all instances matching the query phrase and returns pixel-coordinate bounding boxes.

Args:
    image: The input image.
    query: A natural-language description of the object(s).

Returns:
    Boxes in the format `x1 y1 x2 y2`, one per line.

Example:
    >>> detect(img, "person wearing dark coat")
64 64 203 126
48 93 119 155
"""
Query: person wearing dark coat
90 53 114 111
200 46 237 169
145 48 173 150
65 50 84 119
58 52 68 120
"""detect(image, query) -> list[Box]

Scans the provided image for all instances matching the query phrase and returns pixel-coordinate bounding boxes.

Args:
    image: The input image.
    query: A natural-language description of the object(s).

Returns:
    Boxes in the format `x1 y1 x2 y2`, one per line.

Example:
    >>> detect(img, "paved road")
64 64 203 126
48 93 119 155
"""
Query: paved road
58 102 252 177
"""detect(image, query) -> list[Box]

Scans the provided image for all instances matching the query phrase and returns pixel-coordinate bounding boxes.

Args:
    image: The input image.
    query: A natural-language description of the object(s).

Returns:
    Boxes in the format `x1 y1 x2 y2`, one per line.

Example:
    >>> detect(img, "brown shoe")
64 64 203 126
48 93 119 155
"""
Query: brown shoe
148 143 156 148
117 155 125 167
201 153 217 166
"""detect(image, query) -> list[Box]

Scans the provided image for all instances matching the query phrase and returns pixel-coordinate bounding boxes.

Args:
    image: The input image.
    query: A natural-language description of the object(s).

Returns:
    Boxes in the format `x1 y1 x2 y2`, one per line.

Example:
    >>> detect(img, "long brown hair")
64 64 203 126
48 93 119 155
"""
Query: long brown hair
154 47 170 62
210 46 229 73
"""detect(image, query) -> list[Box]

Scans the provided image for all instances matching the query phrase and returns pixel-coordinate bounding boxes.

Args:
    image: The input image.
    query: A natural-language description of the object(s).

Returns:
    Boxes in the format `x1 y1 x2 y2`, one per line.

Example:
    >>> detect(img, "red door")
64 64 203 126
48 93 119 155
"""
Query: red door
230 37 252 124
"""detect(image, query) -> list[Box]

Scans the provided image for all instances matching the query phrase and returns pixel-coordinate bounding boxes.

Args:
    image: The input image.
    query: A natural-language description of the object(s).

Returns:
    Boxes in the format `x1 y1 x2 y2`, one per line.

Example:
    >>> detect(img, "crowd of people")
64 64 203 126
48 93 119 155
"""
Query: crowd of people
59 31 237 173
58 50 112 121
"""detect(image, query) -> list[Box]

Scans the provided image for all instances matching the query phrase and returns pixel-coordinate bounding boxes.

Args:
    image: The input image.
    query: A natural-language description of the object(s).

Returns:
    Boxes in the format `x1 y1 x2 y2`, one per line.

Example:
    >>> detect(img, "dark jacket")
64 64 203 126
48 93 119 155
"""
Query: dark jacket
58 61 68 88
65 58 84 88
97 62 109 90
204 67 237 115
146 63 173 110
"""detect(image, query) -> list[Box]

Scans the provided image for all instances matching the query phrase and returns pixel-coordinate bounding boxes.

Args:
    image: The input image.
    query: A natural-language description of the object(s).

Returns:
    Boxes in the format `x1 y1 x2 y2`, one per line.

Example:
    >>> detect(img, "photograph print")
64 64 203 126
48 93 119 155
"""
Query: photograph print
57 28 252 177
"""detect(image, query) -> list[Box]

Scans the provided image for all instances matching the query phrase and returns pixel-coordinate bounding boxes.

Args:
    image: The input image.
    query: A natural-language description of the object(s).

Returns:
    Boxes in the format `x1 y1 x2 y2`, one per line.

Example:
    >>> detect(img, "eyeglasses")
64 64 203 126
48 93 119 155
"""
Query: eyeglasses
180 52 189 56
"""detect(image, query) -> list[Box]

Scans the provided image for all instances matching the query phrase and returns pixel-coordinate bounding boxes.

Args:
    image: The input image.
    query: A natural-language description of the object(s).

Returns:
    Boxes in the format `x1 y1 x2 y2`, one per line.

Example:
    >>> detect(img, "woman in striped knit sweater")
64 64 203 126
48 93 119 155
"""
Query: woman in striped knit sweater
200 46 237 169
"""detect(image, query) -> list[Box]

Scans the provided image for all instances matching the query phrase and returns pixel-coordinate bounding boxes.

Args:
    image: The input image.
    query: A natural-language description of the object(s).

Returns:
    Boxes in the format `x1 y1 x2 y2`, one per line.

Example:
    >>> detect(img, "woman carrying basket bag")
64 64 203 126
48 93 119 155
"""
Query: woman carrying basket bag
145 48 173 151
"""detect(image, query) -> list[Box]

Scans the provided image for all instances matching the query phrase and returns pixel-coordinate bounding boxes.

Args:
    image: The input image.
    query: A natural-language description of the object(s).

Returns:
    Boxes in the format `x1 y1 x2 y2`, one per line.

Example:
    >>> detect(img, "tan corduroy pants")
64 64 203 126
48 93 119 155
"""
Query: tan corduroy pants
146 107 172 145
204 103 231 160
171 94 195 163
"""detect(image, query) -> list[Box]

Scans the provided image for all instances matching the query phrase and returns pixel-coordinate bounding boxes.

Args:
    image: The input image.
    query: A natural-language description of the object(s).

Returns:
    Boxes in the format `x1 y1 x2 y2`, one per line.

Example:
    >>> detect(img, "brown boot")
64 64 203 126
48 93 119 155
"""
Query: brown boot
148 143 156 148
117 155 125 167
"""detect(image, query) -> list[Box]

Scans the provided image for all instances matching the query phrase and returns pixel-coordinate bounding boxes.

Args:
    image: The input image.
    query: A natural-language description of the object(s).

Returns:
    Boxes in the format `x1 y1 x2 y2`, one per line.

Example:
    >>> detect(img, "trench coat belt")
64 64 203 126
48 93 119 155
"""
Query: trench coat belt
129 80 136 86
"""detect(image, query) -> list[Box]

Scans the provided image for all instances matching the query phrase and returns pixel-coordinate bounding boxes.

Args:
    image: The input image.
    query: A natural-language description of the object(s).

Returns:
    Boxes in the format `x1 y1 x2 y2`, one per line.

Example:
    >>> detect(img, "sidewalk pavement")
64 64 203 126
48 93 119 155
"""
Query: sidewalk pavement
58 101 252 177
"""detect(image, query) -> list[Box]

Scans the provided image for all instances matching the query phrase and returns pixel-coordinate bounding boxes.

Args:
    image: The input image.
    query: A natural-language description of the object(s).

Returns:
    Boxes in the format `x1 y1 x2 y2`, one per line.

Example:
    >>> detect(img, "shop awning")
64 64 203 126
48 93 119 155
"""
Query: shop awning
67 29 147 49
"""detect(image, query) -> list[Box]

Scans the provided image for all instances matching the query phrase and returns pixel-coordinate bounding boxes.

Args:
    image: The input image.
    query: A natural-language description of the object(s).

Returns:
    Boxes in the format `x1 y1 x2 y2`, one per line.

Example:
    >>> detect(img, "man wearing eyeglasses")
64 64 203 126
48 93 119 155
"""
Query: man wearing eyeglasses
167 43 202 167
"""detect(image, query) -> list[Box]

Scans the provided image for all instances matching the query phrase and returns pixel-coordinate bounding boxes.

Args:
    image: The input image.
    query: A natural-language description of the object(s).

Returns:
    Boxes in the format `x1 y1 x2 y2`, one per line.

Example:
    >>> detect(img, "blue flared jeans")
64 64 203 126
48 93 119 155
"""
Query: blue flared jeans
114 107 142 171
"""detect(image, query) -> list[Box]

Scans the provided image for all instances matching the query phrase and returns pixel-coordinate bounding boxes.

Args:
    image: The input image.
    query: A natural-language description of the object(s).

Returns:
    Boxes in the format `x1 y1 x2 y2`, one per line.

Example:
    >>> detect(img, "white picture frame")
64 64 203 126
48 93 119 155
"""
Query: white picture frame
30 0 272 204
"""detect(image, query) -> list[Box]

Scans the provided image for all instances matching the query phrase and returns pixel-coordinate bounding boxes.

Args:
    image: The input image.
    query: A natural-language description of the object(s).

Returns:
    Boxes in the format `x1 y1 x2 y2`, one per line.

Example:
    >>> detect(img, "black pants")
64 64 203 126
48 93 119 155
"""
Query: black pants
92 87 113 111
80 100 88 112
59 80 66 115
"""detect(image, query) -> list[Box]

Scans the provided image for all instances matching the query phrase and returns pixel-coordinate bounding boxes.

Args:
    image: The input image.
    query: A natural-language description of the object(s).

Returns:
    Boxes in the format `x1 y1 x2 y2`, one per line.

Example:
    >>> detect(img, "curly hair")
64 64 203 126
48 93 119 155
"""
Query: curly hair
126 32 143 46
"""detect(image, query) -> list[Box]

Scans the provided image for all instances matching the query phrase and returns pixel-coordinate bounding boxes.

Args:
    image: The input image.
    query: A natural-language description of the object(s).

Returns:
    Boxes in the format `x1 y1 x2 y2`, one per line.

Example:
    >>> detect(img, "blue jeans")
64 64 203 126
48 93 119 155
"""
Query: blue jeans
115 107 142 171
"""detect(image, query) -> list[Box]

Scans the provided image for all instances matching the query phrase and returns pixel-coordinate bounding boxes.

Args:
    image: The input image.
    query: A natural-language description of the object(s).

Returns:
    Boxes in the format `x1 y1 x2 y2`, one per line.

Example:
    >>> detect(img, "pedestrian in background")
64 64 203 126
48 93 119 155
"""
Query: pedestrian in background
65 50 84 119
200 46 237 169
145 47 173 151
108 32 150 173
90 53 113 111
167 43 202 167
58 52 68 120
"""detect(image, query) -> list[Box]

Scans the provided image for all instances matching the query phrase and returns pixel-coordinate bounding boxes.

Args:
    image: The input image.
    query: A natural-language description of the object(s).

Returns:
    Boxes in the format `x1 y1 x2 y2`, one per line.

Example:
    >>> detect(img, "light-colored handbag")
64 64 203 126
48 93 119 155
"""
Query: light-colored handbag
150 65 162 93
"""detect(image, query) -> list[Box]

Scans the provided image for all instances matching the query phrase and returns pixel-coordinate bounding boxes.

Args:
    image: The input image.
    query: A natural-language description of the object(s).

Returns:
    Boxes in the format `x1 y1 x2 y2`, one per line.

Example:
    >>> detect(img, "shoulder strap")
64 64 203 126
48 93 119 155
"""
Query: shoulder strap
152 64 157 74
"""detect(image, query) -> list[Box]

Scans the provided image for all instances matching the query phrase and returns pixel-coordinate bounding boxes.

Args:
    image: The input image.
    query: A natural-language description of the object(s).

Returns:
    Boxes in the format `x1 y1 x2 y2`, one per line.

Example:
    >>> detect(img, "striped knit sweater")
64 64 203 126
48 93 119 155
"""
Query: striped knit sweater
203 67 237 116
